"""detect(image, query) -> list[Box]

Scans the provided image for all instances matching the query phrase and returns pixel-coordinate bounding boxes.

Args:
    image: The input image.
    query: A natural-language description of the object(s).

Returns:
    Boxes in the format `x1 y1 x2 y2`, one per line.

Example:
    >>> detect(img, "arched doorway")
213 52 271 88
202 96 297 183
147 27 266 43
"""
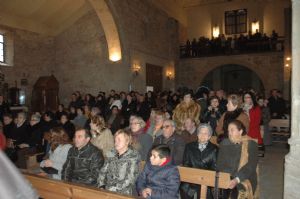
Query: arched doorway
201 64 265 94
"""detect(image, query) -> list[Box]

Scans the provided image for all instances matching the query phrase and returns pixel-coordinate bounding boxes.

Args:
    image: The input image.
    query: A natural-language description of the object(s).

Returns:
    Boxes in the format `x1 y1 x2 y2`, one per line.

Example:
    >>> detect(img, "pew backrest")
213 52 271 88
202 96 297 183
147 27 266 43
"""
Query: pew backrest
24 164 230 199
24 174 138 199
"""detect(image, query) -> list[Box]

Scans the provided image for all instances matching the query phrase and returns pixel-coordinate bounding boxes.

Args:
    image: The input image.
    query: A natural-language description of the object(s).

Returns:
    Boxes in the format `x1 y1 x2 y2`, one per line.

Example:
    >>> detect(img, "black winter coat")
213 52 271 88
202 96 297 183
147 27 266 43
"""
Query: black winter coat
180 141 217 198
61 143 104 186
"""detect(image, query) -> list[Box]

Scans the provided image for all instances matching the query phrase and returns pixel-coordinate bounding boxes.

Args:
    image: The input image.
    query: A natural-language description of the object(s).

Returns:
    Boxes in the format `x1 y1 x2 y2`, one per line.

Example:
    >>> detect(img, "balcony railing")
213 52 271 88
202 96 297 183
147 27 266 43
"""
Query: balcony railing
180 38 284 58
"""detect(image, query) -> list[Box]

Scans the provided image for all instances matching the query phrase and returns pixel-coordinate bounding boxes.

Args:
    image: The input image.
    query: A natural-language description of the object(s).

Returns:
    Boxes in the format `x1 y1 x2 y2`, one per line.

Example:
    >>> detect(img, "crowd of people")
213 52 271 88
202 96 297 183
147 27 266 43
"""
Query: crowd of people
180 30 283 58
0 87 288 198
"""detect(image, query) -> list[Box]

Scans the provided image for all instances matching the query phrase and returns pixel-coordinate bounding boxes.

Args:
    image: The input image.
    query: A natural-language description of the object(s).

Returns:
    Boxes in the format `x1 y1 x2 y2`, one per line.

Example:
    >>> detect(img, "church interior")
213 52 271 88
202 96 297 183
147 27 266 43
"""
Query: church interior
0 0 299 198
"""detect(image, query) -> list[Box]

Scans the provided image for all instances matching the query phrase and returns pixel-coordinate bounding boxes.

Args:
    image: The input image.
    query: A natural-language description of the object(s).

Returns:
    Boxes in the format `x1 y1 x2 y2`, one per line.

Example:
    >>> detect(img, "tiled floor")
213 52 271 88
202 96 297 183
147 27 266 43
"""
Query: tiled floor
259 143 289 199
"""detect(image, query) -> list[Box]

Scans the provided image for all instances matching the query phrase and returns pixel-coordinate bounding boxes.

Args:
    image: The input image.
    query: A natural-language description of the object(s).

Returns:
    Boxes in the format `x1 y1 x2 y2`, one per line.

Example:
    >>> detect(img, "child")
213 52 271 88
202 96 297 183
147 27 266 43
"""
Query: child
136 144 180 199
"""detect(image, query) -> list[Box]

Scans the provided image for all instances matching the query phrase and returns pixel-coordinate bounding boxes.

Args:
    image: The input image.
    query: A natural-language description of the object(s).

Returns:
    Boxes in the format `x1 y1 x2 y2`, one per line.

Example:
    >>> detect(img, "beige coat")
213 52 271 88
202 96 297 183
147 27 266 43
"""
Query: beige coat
91 128 114 157
216 112 249 135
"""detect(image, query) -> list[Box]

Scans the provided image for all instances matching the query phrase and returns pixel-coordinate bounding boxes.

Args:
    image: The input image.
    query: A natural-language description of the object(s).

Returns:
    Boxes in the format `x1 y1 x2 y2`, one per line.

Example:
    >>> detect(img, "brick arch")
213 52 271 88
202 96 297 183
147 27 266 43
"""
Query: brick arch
88 0 122 62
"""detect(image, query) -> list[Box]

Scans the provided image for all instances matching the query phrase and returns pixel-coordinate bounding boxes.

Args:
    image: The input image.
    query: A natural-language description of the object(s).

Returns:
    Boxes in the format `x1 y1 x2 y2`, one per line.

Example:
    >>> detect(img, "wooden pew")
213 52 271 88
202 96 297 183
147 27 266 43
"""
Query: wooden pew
24 165 230 199
178 166 230 199
269 119 290 143
139 161 230 199
24 173 138 199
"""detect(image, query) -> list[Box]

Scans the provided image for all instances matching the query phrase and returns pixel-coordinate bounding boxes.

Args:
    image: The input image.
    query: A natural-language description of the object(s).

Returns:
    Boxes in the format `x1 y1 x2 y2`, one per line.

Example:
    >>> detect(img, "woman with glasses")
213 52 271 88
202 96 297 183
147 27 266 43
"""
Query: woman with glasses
130 116 152 161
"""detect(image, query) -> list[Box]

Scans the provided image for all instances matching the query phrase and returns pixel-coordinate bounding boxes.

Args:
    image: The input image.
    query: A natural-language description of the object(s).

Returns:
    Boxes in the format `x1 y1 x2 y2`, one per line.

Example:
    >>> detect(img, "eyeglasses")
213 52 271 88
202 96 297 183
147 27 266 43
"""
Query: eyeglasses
130 122 140 126
162 125 172 129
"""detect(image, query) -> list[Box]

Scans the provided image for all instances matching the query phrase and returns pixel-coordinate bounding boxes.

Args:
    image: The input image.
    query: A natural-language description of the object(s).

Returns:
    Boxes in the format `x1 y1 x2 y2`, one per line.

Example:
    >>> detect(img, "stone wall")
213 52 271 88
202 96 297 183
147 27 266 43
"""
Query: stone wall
176 52 284 96
0 25 55 105
53 0 179 104
53 10 131 105
109 0 179 92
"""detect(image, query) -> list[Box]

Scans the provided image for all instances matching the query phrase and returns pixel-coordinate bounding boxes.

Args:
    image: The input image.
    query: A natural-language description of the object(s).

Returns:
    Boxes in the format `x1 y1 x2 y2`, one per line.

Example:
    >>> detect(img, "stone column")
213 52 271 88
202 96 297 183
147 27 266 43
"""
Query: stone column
284 0 300 198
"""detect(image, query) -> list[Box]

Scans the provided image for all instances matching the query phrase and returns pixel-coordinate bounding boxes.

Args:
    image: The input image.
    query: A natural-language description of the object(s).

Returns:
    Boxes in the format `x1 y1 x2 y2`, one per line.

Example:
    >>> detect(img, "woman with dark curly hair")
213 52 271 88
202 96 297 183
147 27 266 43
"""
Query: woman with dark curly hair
40 127 72 180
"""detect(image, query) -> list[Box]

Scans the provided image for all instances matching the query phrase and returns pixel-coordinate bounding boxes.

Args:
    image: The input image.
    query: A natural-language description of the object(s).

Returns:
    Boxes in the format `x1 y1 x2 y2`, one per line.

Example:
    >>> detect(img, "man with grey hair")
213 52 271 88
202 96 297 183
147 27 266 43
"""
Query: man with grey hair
180 123 217 199
152 119 185 165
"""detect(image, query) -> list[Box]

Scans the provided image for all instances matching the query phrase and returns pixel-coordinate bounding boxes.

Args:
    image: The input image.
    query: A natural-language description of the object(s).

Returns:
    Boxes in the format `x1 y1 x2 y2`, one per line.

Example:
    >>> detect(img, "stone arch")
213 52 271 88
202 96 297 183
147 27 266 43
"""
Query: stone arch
201 60 268 91
87 0 122 62
201 64 265 93
178 54 284 97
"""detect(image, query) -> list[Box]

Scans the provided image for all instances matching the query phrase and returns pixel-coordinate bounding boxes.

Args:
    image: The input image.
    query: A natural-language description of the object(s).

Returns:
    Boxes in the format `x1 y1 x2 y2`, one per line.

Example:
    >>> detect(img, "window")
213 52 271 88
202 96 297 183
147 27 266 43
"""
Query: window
0 34 4 63
225 9 247 35
0 30 14 66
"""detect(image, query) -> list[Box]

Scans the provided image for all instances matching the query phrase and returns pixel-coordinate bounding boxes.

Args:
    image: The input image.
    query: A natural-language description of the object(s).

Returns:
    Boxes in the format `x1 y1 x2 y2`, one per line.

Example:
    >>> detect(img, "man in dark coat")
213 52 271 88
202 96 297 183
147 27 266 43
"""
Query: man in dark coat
153 119 185 165
3 113 14 138
62 128 104 186
0 95 10 122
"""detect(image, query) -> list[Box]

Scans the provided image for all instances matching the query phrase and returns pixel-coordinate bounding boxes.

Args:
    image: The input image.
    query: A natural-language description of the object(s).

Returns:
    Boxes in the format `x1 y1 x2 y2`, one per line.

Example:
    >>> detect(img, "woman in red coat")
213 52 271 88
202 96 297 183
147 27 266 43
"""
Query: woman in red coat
0 131 6 150
243 92 264 154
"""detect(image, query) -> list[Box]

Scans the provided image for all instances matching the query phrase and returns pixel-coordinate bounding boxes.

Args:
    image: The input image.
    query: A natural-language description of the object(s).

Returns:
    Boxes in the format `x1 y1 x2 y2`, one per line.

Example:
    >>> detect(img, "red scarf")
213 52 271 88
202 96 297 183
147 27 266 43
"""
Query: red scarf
160 157 171 167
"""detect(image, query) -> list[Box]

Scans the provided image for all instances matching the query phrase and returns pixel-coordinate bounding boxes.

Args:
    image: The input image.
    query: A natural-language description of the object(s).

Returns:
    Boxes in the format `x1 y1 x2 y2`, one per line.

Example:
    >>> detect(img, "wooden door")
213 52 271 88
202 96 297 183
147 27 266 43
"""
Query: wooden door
146 63 163 92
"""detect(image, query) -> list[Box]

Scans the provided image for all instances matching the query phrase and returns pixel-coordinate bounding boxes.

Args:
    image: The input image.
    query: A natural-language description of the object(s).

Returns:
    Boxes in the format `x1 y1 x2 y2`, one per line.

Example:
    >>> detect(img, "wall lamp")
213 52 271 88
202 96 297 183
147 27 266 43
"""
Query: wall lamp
132 64 141 76
166 71 173 80
212 25 220 38
251 20 260 33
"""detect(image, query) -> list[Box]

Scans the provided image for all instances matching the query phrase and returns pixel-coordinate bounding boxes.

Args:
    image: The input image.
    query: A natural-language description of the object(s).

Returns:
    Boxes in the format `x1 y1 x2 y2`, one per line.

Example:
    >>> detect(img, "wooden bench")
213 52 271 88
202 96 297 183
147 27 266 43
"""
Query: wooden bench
24 165 230 199
269 119 290 143
24 174 138 199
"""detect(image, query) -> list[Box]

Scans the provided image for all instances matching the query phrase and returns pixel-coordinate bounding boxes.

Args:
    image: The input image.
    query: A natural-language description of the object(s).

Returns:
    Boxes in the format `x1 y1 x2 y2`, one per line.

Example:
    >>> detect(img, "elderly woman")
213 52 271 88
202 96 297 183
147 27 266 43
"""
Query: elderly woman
216 94 249 142
90 115 114 157
180 123 217 199
97 129 140 195
146 110 165 140
217 120 258 199
130 116 153 161
40 127 72 180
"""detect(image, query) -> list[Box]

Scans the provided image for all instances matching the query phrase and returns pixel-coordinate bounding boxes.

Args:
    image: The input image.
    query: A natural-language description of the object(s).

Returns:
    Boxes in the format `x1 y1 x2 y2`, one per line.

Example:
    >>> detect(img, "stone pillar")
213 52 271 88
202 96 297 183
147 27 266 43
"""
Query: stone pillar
284 0 300 198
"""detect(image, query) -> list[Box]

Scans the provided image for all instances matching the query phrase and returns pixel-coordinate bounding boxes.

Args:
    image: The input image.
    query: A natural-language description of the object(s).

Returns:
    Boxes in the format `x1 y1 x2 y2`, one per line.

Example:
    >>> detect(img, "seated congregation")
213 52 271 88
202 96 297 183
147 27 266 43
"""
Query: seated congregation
0 87 283 198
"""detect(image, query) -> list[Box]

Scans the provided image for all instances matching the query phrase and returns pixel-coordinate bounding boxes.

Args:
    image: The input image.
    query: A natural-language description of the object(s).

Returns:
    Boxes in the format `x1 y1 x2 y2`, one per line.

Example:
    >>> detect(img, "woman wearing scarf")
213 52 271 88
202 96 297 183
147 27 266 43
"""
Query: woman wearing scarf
217 120 258 199
216 94 249 143
129 116 153 161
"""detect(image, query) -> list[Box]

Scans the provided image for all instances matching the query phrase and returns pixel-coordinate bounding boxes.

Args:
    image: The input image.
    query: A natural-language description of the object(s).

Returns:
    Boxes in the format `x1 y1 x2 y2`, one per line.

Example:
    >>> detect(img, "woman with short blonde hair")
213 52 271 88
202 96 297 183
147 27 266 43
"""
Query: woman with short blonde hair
97 128 140 195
